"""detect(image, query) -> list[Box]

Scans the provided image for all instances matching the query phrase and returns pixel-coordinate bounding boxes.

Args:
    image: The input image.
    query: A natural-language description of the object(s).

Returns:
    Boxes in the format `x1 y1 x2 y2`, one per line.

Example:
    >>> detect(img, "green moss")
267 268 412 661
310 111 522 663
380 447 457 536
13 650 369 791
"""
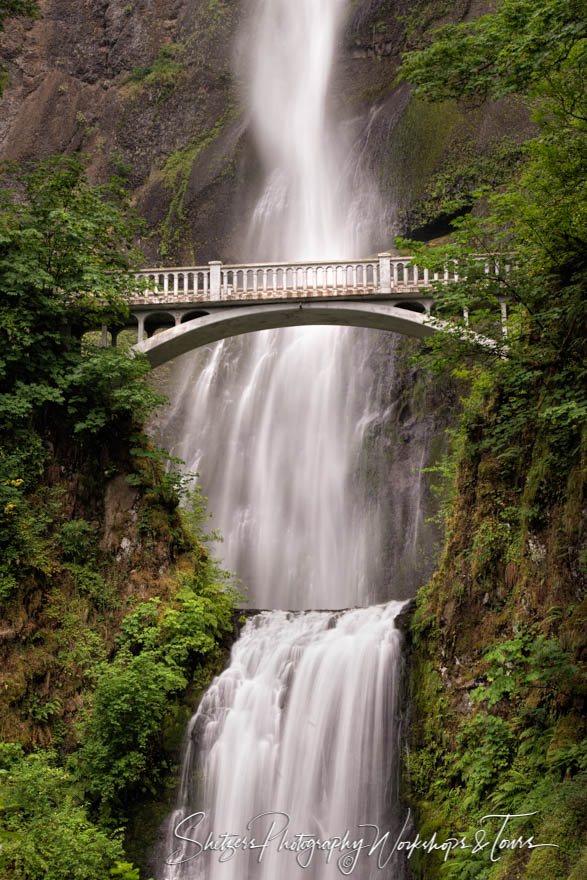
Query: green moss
407 137 526 229
123 44 186 91
380 97 464 209
400 0 471 43
158 106 233 260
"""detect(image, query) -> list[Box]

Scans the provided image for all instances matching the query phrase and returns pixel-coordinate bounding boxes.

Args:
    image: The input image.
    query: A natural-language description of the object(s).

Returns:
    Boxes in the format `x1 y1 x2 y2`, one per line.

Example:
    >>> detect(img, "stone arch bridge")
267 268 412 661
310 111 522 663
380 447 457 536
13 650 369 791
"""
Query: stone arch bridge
99 255 508 366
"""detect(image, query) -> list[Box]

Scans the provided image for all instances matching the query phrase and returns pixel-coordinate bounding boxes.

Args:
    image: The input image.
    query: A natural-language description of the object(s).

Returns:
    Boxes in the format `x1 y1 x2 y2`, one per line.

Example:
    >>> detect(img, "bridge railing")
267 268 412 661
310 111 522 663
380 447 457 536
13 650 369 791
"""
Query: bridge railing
132 255 507 302
134 267 211 297
219 258 381 297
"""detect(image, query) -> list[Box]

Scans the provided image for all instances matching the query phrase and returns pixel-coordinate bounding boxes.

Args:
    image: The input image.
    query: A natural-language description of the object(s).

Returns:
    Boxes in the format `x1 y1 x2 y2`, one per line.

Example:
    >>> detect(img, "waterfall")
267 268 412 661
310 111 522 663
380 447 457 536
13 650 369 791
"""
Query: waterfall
154 0 432 611
160 604 407 880
153 1 426 875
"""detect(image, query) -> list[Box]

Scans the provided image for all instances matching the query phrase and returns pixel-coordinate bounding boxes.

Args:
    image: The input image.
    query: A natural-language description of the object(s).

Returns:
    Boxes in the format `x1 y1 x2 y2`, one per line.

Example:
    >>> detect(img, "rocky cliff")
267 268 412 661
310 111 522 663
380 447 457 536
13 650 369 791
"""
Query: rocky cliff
0 0 532 264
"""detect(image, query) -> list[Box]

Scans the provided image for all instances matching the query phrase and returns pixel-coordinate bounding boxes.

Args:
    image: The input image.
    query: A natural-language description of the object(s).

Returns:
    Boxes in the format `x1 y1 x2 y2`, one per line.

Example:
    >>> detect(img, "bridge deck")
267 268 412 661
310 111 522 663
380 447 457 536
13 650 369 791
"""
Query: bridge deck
127 284 430 308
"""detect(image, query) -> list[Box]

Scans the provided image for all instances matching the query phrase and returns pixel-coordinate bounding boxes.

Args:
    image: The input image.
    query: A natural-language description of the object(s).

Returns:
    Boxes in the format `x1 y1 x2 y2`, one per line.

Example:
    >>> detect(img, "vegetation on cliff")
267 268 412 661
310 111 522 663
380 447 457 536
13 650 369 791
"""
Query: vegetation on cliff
0 156 240 878
400 1 586 877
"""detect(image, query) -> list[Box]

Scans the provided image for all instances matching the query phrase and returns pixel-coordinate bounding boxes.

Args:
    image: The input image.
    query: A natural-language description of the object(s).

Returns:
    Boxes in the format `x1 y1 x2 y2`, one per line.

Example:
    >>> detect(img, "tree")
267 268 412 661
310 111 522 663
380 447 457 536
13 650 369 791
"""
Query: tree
400 0 586 112
0 745 126 880
0 155 163 599
397 0 586 412
0 154 153 427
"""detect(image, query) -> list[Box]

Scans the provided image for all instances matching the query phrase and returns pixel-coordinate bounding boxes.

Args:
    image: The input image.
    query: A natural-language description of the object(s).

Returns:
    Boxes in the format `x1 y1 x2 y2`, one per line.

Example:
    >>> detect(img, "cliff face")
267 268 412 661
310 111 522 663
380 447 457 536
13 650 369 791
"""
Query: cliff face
405 379 586 879
0 0 243 264
0 0 531 264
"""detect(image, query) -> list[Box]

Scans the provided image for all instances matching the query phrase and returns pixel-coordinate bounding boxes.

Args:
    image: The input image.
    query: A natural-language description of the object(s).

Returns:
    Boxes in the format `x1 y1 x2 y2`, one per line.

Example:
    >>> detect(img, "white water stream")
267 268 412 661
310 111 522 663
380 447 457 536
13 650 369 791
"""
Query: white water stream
156 0 410 611
160 604 407 880
155 1 419 876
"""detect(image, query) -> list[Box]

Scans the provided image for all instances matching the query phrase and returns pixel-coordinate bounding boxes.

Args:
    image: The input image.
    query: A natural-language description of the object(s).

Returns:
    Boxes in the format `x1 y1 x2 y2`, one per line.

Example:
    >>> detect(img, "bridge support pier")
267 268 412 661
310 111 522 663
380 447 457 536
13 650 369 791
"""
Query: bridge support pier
209 261 222 300
136 314 146 344
500 299 508 337
378 253 392 294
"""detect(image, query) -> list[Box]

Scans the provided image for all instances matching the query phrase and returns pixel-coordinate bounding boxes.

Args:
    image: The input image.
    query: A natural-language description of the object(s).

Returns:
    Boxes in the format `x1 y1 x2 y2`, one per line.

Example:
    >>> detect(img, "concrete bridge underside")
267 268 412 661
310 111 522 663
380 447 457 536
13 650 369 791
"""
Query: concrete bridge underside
134 301 441 368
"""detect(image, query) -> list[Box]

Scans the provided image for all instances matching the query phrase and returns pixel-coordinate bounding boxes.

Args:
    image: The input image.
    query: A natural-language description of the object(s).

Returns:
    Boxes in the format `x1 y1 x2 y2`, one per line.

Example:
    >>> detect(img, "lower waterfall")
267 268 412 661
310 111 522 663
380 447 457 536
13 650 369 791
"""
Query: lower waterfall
158 603 408 880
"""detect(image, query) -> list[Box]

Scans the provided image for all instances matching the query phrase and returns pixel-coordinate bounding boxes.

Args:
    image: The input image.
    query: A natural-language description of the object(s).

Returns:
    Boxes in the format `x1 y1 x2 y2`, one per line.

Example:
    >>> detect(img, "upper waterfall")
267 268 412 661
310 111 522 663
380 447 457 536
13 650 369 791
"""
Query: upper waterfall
153 0 436 610
241 0 353 260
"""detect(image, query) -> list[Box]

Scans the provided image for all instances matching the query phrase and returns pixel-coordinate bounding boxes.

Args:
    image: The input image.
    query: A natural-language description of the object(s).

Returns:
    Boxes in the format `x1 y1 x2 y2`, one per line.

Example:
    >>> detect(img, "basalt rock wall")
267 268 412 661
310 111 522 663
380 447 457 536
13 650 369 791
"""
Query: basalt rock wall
0 0 531 264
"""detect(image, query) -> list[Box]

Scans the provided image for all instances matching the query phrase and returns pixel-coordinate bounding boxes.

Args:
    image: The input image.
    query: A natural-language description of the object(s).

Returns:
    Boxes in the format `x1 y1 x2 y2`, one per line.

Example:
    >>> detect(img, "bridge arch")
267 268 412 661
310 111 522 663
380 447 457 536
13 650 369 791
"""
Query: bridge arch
395 301 427 314
143 311 177 338
180 310 210 323
134 302 445 368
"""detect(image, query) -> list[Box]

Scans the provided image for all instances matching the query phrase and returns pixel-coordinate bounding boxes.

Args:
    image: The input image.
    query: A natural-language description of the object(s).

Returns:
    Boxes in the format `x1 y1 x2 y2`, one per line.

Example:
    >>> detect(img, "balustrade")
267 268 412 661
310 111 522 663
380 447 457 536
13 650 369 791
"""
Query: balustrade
131 255 508 304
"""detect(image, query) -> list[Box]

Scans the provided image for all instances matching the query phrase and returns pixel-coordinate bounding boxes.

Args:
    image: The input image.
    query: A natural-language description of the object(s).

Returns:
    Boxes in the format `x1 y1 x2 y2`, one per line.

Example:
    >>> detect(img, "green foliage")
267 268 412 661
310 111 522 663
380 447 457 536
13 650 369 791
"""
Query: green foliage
454 714 517 807
126 443 192 507
398 0 586 367
0 156 168 597
24 695 62 723
0 0 38 28
76 652 187 812
0 747 127 879
0 151 239 871
470 625 580 710
66 346 165 435
400 0 586 108
76 569 240 818
396 0 585 506
109 152 133 181
64 564 116 610
109 863 142 880
402 5 586 877
58 519 93 562
0 463 52 601
116 598 162 655
410 621 585 873
0 155 152 432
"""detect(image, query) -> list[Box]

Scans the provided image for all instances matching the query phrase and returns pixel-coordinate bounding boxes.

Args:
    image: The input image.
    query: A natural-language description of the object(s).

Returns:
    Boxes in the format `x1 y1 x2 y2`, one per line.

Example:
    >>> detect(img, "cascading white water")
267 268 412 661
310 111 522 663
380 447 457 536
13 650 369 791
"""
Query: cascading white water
243 0 355 258
156 0 405 611
160 604 407 880
155 1 420 876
